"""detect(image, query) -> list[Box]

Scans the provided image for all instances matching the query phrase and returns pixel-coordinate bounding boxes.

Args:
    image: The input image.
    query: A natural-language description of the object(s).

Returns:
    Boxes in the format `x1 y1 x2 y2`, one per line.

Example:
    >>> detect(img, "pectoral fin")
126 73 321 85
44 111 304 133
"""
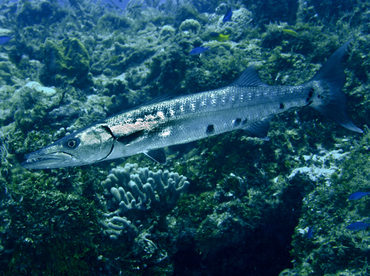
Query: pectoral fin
144 148 166 164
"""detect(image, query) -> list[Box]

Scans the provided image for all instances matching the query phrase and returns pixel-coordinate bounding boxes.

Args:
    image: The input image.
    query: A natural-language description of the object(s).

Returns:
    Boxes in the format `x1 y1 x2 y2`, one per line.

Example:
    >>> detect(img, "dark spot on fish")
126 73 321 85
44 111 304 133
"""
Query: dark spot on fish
306 88 315 103
118 130 145 144
279 103 284 109
233 118 242 126
64 138 80 149
317 94 324 99
242 118 248 125
206 124 214 135
309 88 314 98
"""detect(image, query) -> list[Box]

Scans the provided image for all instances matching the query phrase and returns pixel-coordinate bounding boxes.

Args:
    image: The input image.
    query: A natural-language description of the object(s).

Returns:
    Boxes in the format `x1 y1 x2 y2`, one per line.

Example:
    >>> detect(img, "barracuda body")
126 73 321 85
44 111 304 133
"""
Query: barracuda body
22 41 362 169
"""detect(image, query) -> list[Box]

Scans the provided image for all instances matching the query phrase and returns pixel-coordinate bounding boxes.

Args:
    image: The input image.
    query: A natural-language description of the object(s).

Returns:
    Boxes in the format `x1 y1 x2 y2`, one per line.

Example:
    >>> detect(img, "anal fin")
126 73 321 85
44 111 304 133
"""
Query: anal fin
243 116 274 141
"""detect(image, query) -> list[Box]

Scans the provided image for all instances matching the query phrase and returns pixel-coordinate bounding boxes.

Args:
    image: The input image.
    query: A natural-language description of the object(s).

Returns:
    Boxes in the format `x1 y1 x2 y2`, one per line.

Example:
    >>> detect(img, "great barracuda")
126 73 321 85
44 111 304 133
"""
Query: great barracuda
22 41 362 169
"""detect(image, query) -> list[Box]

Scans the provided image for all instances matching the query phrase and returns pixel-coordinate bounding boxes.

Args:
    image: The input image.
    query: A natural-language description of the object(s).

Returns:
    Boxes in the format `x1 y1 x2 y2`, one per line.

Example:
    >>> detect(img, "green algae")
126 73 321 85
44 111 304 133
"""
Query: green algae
285 130 370 275
40 37 91 88
97 12 132 31
1 167 104 275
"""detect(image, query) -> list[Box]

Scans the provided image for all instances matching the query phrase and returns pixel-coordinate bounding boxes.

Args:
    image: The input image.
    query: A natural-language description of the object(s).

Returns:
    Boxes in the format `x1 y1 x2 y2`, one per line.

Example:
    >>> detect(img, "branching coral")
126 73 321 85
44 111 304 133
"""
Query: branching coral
101 163 190 239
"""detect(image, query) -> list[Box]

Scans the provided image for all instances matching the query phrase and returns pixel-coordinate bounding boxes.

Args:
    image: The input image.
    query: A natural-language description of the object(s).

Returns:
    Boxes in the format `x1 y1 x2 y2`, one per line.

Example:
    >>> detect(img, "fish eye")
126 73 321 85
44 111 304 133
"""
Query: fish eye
64 138 80 149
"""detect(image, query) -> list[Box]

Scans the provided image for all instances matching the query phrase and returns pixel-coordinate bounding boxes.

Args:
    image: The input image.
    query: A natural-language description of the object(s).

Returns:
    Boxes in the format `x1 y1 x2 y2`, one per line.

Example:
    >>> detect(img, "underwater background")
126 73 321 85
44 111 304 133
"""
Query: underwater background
0 0 370 275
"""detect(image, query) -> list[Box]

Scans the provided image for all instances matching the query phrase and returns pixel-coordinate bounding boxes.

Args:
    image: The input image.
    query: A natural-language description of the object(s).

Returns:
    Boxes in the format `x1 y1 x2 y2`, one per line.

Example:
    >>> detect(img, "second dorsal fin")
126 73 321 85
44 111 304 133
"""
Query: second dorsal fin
231 66 269 87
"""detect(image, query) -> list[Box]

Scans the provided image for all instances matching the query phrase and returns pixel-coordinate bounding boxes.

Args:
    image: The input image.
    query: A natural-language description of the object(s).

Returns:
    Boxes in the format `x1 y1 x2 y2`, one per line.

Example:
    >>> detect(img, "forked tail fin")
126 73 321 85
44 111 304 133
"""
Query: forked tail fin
309 40 363 133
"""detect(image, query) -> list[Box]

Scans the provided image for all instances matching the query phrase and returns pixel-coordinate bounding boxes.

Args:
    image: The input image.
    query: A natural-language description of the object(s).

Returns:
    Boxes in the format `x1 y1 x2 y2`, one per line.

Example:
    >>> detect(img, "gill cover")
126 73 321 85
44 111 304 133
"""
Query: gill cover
22 125 114 169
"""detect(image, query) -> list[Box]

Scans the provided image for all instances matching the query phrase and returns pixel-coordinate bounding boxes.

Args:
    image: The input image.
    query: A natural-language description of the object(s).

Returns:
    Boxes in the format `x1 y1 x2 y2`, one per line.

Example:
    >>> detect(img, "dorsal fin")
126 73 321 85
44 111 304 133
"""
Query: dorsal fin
231 66 269 87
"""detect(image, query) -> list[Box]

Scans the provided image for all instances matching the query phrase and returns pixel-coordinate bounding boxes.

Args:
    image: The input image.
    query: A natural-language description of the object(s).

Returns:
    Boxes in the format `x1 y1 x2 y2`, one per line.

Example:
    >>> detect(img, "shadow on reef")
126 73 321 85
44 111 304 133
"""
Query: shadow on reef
171 174 311 276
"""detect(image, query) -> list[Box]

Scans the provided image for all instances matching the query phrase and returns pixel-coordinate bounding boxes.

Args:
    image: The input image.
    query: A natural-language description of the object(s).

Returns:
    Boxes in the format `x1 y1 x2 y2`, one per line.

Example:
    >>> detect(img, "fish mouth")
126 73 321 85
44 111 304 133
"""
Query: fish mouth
21 151 75 169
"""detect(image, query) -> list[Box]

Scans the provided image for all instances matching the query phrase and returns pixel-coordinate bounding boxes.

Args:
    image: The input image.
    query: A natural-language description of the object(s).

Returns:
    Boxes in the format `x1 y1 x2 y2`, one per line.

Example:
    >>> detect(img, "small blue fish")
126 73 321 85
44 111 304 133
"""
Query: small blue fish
348 191 370 200
223 8 232 23
0 35 12 45
307 226 314 239
189 46 210 55
347 222 370 231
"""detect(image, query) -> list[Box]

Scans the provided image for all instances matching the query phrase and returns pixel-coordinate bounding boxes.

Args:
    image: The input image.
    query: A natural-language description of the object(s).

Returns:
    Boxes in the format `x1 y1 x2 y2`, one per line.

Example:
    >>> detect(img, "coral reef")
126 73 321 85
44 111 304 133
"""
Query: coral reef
283 130 370 275
160 25 176 40
179 18 201 35
100 163 189 239
40 37 91 88
16 0 56 26
0 0 369 275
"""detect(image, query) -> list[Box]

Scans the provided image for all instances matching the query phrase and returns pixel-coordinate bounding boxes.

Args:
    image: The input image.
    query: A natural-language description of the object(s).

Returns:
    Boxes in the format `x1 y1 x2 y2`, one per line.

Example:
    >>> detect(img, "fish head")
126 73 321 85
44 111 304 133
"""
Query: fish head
22 124 114 169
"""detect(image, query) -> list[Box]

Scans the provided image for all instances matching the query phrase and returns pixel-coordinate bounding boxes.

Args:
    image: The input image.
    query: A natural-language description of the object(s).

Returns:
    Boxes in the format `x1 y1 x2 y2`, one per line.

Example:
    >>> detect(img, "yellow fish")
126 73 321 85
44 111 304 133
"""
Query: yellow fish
281 28 298 37
209 32 230 42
